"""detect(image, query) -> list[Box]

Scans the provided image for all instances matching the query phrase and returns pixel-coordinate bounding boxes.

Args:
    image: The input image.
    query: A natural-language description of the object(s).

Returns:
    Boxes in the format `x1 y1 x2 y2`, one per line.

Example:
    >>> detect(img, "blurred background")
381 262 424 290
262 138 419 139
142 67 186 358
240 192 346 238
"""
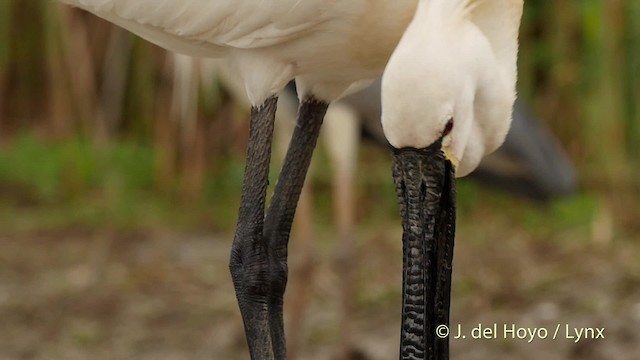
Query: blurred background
0 1 639 359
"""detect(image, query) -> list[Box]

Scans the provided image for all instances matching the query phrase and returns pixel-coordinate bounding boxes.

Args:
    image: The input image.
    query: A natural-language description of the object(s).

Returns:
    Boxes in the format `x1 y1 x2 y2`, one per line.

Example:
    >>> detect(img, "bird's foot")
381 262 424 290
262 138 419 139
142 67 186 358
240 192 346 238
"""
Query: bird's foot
229 228 290 359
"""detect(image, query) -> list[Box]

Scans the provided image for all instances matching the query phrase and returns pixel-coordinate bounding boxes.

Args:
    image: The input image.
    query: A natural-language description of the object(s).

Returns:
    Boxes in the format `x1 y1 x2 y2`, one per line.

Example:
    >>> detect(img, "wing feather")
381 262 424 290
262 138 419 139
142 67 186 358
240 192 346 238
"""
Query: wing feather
59 0 330 57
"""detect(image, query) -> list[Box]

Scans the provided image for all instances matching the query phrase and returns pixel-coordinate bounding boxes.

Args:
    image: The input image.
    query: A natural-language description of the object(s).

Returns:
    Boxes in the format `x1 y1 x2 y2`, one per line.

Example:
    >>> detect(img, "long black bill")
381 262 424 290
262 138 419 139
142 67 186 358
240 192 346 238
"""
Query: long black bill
392 141 456 360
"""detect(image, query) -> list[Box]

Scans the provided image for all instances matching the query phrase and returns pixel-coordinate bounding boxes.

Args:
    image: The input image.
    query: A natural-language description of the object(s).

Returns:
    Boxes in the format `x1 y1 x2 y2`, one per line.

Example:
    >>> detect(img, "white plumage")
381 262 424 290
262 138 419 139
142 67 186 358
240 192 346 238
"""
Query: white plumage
61 0 417 104
382 0 523 176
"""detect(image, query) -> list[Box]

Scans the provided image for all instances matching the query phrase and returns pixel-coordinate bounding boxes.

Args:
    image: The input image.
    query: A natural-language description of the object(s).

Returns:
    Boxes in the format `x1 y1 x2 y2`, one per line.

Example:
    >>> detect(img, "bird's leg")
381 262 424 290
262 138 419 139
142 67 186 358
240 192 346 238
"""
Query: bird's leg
263 97 329 358
230 96 278 360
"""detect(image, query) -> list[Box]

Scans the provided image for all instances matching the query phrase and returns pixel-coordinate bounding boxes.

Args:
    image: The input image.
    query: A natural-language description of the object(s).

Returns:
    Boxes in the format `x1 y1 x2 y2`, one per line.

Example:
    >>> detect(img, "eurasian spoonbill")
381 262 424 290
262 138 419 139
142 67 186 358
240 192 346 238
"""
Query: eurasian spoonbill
59 0 524 358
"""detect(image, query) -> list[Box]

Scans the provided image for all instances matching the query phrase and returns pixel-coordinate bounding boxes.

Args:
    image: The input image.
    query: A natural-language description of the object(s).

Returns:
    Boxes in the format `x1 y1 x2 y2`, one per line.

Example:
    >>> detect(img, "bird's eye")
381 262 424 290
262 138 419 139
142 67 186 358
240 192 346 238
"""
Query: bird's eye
443 118 454 136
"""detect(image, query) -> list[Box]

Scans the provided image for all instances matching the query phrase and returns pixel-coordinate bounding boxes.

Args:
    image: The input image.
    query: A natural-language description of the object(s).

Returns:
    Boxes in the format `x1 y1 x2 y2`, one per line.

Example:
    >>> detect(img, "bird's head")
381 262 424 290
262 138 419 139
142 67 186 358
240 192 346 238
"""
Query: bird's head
380 0 521 354
381 31 462 354
381 28 491 178
381 0 517 178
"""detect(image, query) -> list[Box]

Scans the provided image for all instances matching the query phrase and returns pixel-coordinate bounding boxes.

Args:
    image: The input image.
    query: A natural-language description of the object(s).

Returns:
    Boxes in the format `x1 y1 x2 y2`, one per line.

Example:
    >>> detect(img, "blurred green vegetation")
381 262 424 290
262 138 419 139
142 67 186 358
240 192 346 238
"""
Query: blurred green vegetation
0 133 244 232
0 132 604 246
0 0 638 240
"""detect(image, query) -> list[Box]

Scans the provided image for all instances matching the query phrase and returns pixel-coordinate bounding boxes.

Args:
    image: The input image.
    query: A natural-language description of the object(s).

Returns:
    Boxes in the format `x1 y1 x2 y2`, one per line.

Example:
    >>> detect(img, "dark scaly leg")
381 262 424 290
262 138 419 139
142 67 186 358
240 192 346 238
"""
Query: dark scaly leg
230 96 278 360
263 97 329 358
230 95 328 359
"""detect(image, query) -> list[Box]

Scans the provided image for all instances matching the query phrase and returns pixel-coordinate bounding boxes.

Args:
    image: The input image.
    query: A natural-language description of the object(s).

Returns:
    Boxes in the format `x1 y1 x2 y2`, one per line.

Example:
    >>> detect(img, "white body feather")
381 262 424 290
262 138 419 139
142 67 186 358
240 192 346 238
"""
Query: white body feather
60 0 416 104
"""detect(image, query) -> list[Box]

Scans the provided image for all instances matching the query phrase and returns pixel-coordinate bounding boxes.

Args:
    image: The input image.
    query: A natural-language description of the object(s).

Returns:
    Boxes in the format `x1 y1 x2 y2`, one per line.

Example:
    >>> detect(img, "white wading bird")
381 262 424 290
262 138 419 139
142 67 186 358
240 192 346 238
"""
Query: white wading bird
168 60 575 358
59 0 523 359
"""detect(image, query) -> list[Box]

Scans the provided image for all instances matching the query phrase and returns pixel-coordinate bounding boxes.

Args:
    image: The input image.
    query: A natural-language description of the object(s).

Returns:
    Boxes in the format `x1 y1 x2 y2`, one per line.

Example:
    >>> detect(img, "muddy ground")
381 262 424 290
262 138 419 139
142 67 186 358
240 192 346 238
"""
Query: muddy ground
1 208 639 359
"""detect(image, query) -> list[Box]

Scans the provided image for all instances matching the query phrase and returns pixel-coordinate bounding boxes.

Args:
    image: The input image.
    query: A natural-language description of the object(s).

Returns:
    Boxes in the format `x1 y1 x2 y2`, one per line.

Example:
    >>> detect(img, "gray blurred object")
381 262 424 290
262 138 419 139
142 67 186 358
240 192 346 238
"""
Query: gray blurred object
341 79 578 201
